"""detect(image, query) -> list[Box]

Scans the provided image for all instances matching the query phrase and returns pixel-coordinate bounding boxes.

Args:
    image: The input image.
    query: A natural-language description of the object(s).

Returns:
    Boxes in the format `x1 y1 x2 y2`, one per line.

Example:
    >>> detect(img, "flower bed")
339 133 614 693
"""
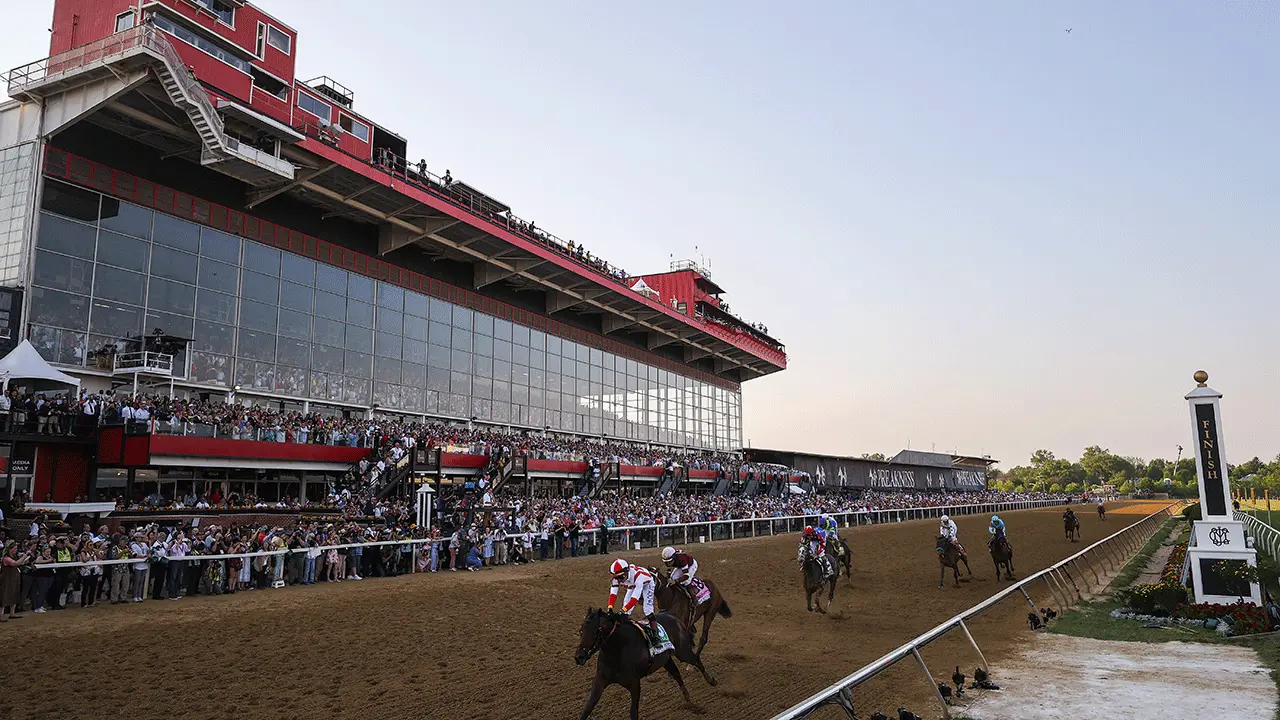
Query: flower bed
1174 601 1271 636
1161 543 1187 584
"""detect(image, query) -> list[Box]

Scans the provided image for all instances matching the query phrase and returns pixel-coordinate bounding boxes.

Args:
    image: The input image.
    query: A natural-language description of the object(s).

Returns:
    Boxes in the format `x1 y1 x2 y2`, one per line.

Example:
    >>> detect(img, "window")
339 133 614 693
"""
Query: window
251 69 289 100
338 114 370 143
115 11 136 33
152 15 249 74
255 23 266 57
296 91 331 123
267 25 291 54
192 0 235 26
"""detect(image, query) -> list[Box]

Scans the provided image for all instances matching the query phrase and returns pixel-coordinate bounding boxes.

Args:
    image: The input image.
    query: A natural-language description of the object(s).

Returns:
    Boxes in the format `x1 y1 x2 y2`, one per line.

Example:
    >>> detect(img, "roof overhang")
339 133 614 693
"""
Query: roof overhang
217 98 306 142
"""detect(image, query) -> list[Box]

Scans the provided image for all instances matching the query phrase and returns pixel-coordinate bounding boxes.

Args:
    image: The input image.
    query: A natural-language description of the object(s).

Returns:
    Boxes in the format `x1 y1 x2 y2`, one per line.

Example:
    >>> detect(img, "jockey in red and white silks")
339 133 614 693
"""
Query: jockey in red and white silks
608 559 659 632
799 526 834 578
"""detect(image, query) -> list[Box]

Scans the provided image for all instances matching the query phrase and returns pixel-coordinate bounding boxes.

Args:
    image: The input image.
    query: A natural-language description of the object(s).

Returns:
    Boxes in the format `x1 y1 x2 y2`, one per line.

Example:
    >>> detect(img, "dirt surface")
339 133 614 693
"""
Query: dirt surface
959 634 1275 720
0 501 1168 720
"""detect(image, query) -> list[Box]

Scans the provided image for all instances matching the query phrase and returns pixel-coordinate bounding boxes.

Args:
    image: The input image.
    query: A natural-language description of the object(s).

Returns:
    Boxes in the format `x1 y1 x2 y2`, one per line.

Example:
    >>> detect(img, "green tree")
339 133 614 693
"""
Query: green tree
1118 480 1133 495
1065 482 1081 493
1050 483 1063 493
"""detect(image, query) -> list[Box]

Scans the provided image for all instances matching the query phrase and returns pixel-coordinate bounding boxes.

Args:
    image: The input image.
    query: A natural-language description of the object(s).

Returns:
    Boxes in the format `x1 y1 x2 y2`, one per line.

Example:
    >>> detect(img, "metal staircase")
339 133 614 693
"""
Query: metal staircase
488 452 524 494
658 465 687 497
712 472 732 496
588 461 619 499
742 474 760 497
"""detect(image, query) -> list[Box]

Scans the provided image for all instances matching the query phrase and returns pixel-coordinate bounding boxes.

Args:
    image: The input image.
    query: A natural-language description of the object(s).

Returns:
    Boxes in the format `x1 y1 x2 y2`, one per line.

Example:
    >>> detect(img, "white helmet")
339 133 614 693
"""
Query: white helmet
610 558 630 577
940 515 950 523
661 547 677 564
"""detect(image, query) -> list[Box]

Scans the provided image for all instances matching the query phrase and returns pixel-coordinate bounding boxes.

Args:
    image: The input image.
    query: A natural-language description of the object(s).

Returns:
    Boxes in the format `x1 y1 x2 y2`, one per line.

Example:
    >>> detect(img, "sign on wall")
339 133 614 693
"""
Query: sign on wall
789 456 987 491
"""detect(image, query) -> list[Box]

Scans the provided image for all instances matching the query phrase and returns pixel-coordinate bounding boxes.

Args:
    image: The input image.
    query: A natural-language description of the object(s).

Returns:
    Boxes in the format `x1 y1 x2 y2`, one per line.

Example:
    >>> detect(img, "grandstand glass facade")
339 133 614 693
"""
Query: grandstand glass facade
26 179 742 451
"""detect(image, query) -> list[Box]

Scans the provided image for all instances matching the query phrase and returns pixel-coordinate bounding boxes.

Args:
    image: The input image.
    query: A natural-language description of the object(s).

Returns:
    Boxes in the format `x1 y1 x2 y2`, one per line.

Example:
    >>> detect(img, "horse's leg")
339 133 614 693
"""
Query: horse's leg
697 609 713 657
806 586 814 612
662 658 693 703
580 676 606 720
961 554 972 576
627 682 642 720
939 562 945 589
689 649 718 686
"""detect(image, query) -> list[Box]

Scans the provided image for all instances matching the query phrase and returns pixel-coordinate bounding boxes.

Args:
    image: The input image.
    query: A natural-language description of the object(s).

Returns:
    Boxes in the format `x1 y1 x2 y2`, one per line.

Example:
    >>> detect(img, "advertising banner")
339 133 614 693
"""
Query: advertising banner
788 455 987 491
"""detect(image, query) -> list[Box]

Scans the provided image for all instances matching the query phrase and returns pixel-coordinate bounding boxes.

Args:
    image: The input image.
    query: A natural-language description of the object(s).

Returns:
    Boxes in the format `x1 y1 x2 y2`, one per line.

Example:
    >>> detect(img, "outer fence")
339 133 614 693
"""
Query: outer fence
1237 511 1280 559
583 498 1072 553
770 502 1182 720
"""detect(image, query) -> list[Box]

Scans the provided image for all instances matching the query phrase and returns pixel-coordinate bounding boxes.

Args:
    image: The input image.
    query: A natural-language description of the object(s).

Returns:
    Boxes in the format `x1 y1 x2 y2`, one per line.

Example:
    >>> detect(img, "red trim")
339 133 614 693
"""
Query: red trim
621 465 663 477
441 453 487 469
688 469 716 480
148 435 370 463
527 459 587 474
41 147 748 392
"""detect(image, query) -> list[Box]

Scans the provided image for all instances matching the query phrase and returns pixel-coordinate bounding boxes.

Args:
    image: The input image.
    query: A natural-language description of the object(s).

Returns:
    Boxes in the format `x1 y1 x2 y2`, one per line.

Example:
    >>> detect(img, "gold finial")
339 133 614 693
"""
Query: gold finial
1194 370 1209 387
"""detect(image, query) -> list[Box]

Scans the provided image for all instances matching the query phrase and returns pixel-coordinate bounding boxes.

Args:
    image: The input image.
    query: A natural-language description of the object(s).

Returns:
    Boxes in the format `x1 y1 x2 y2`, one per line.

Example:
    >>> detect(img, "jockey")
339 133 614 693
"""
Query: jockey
608 559 660 638
661 546 699 593
801 526 834 578
988 515 1008 548
939 514 963 553
819 514 839 542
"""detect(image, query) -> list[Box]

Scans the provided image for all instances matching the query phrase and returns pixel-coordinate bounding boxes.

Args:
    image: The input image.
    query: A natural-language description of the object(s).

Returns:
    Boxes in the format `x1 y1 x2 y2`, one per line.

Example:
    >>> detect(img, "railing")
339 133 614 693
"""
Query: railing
7 23 151 93
769 502 1181 720
1237 511 1280 558
113 351 174 375
148 26 227 140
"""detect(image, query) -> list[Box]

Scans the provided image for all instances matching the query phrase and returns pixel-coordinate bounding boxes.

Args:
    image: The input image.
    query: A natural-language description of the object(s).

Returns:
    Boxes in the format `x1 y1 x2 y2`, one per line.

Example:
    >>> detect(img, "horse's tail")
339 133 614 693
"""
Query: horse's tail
717 599 733 618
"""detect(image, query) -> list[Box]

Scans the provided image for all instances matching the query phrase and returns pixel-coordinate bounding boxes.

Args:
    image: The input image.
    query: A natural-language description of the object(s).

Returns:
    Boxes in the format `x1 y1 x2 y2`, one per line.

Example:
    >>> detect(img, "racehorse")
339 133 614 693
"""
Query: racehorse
989 536 1015 581
1064 513 1081 542
798 544 836 613
1097 502 1106 520
651 569 733 657
826 536 853 581
575 608 716 720
936 535 972 588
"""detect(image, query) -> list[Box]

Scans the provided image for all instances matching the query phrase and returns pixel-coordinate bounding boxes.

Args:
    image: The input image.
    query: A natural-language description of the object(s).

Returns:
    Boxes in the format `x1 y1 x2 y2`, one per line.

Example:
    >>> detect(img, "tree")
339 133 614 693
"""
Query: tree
1049 483 1063 493
1065 482 1081 493
1118 480 1133 495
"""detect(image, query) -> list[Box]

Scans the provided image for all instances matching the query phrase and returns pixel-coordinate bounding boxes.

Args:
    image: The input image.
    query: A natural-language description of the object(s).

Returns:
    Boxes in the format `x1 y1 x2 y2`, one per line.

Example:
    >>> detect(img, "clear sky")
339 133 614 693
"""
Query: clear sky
4 1 1278 468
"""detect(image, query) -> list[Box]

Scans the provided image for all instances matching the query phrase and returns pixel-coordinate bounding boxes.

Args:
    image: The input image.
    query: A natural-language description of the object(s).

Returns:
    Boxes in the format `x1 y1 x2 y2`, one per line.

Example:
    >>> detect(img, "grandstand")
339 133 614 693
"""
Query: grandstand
0 0 785 506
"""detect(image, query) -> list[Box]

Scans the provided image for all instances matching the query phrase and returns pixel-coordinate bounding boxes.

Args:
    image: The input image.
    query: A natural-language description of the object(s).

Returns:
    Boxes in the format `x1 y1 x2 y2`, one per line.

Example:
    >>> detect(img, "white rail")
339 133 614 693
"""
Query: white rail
1237 511 1280 559
770 503 1182 720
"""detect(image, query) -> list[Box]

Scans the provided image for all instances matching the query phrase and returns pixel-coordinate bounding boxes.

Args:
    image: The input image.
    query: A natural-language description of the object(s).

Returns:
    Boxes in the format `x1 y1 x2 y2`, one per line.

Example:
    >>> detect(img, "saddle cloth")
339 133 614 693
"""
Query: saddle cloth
632 620 675 656
690 578 711 605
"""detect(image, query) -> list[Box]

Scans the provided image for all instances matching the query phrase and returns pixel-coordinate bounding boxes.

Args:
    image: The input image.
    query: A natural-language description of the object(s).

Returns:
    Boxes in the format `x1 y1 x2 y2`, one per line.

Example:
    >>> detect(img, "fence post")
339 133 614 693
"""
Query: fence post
911 647 952 720
957 618 990 673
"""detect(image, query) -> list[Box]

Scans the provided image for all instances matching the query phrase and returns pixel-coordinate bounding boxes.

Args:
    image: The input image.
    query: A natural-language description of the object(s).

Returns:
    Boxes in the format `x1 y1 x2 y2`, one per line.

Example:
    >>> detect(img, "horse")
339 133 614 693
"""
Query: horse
574 607 716 720
989 535 1015 581
936 535 971 588
826 536 853 580
651 569 733 657
798 543 836 613
1064 513 1081 542
1097 503 1106 520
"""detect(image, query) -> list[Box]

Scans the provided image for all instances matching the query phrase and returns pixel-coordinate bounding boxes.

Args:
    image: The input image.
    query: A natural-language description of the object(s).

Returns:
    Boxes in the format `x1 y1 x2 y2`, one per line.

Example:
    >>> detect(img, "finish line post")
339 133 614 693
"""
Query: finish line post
1185 370 1261 606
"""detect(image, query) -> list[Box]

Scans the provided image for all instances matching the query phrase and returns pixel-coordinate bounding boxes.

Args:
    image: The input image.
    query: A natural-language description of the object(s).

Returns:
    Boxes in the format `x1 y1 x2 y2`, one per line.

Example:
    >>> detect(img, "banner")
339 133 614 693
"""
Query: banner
787 455 987 491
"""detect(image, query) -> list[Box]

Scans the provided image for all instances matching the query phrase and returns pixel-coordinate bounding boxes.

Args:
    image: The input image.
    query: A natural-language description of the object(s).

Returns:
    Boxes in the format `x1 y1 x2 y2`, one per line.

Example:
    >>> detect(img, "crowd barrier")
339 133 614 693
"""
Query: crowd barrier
769 502 1181 720
1237 511 1280 559
28 497 1073 572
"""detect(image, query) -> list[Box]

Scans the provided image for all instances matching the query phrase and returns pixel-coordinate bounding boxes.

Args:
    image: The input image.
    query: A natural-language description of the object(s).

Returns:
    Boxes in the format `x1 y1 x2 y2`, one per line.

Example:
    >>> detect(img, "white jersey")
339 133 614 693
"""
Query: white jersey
940 518 958 541
609 565 656 617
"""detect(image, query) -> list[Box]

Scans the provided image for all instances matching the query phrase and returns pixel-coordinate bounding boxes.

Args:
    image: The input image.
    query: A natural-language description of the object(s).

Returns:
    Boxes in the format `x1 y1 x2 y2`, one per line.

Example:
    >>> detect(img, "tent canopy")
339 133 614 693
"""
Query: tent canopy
0 339 80 389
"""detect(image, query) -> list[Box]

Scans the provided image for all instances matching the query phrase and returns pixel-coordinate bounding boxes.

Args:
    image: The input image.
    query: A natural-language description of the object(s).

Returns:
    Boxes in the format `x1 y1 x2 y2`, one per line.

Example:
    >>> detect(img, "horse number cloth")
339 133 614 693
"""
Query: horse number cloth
691 578 711 605
638 621 674 656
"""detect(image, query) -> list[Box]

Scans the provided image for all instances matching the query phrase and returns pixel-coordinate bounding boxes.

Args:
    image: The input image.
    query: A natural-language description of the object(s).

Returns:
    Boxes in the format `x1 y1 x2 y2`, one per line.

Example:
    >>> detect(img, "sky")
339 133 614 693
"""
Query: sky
4 1 1279 468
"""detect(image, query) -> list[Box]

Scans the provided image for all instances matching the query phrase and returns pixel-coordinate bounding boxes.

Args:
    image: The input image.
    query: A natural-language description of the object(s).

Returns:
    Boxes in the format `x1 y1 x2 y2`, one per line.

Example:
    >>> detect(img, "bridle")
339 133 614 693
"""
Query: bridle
580 611 621 662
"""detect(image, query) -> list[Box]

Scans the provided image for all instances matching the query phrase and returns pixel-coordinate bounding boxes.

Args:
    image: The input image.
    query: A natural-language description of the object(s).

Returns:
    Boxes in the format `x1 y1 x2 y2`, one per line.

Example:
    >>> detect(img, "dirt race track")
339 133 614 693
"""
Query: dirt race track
0 501 1169 720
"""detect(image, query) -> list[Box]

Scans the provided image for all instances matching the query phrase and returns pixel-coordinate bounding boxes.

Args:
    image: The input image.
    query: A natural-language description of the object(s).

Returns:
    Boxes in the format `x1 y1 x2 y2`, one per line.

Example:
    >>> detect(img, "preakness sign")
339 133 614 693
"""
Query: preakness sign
788 456 987 491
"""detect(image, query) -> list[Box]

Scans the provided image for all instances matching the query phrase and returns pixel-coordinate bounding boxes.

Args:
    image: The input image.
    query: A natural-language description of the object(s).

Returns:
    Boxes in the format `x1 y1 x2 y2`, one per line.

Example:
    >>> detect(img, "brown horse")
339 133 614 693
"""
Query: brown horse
826 536 853 581
798 543 836 612
1064 512 1081 542
936 535 972 588
651 569 732 657
574 608 716 720
1097 502 1106 520
990 535 1015 581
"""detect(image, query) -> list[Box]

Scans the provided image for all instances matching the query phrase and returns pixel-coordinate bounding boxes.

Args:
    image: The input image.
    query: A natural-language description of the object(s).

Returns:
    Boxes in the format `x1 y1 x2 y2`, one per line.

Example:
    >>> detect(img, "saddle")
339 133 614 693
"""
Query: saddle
630 619 674 656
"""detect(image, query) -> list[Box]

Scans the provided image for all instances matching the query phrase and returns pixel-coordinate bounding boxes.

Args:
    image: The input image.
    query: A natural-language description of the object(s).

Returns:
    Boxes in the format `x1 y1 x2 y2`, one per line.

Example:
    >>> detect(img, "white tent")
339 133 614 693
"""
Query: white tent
0 339 81 391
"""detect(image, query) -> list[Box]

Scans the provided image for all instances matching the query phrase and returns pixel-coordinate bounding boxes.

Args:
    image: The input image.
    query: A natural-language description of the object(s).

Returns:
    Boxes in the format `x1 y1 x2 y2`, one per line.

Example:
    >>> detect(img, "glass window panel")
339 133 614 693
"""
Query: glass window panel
316 264 346 293
546 336 561 355
426 297 448 319
96 230 149 272
88 299 143 337
312 317 344 347
30 326 86 367
547 354 561 374
195 288 236 324
277 337 309 367
472 398 491 421
152 213 200 253
37 213 97 259
198 258 239 294
514 364 530 386
473 313 493 336
546 391 560 411
427 344 450 369
576 360 589 379
404 315 427 342
144 310 193 338
275 366 307 396
403 292 429 320
473 353 493 378
493 339 512 362
34 250 92 294
241 271 279 305
346 300 373 327
243 242 281 276
190 351 230 385
402 362 426 387
278 281 312 313
311 343 343 373
237 329 276 361
146 277 195 315
451 327 472 352
239 300 277 332
375 331 402 359
512 324 530 346
529 329 545 351
451 305 472 329
238 360 274 391
473 333 493 358
314 290 345 320
451 349 470 372
345 324 372 353
373 381 396 409
530 367 544 389
374 356 401 383
377 281 403 310
281 254 315 285
41 180 99 221
492 402 510 423
590 348 603 366
200 228 241 264
150 245 198 285
426 367 450 392
529 349 545 370
93 265 145 306
278 309 310 340
327 374 345 402
402 338 426 364
493 379 511 403
513 344 529 365
344 350 372 378
98 198 152 239
378 308 403 336
494 359 511 383
590 365 602 384
512 384 529 406
428 321 451 347
493 318 513 342
546 372 561 393
577 344 591 362
450 371 470 395
348 274 374 303
30 287 89 330
193 320 234 352
473 375 492 399
530 386 544 408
